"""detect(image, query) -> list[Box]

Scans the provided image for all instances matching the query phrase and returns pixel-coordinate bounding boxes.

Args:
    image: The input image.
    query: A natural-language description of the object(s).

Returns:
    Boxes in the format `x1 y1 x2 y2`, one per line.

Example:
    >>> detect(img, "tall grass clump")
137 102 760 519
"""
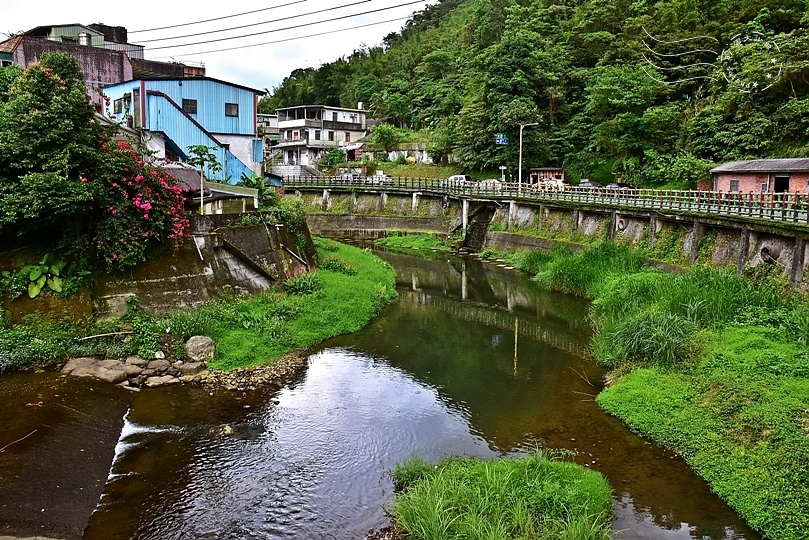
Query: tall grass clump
390 452 613 540
535 242 649 298
593 307 701 367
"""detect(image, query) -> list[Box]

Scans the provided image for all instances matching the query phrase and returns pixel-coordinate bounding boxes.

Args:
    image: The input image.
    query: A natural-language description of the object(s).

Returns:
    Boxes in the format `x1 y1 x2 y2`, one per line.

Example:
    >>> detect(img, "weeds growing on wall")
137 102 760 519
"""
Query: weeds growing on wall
390 451 613 540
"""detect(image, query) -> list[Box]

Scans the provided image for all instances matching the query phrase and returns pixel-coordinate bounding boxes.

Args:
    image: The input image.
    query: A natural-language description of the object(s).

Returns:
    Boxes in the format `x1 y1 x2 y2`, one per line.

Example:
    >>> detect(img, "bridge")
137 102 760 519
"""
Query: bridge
284 176 809 228
286 175 809 290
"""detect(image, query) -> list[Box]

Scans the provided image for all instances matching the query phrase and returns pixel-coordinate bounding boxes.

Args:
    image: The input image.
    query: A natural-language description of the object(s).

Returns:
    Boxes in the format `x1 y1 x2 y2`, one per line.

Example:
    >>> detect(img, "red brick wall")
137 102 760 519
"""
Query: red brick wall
713 172 809 194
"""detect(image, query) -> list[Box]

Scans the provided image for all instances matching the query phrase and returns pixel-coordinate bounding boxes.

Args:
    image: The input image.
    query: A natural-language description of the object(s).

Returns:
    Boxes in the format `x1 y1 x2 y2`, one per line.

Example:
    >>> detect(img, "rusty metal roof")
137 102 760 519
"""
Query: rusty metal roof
711 159 809 173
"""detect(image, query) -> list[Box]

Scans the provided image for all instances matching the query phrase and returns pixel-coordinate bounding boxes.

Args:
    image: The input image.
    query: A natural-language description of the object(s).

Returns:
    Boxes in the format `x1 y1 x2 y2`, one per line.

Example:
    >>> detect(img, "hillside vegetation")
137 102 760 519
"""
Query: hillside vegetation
261 0 809 187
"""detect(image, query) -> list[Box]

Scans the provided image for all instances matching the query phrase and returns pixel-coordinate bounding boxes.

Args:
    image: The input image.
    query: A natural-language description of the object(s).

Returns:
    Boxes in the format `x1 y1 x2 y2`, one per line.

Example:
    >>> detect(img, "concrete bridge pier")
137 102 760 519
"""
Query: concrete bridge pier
412 193 419 214
322 189 330 211
462 199 469 240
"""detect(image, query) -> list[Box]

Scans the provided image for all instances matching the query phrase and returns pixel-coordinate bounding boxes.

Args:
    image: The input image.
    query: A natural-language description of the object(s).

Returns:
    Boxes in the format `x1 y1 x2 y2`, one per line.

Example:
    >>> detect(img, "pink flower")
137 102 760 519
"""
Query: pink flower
80 177 88 183
143 214 149 220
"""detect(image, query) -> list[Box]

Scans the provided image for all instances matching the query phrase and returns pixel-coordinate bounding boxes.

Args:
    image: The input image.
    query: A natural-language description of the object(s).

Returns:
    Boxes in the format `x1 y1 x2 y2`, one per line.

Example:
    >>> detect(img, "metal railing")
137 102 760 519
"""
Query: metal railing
283 176 809 226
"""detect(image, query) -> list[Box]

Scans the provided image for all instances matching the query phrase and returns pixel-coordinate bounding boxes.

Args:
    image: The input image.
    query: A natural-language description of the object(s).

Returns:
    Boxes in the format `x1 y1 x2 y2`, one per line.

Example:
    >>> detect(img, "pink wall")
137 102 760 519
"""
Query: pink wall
714 172 809 194
13 37 133 112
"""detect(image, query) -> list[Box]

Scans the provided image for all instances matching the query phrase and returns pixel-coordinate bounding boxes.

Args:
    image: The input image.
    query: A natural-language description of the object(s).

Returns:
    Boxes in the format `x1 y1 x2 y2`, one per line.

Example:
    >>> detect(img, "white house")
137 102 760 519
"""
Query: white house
275 105 368 166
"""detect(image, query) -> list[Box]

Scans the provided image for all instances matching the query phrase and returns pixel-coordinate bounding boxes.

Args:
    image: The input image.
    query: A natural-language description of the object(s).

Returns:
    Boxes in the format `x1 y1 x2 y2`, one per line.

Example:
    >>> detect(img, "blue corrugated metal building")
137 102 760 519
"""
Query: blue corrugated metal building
103 77 264 183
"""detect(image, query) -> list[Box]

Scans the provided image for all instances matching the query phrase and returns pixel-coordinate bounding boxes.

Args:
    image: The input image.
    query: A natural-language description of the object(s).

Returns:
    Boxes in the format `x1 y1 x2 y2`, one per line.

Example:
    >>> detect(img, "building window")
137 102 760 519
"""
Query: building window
225 103 239 117
286 130 292 140
0 60 12 67
114 99 123 114
182 99 197 114
345 132 351 142
328 131 334 141
730 179 740 192
332 112 338 121
314 130 321 141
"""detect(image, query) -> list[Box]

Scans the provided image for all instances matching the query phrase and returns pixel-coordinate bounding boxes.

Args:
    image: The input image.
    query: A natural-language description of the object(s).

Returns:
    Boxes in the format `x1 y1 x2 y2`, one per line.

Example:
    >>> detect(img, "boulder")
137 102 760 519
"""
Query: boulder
62 357 97 375
126 356 148 367
185 336 215 362
94 367 128 385
98 359 125 370
121 364 143 377
144 375 180 387
176 362 205 376
147 359 171 372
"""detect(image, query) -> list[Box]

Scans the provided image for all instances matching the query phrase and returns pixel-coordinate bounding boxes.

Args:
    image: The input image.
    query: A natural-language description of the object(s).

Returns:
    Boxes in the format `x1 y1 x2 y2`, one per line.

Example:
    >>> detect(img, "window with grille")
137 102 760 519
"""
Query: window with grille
182 99 197 114
114 99 123 114
225 103 239 117
730 179 740 192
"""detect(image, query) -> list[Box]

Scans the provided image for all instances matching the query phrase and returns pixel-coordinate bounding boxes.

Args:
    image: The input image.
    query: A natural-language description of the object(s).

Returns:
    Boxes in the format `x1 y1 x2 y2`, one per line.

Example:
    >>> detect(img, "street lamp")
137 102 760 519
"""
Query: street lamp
518 122 539 195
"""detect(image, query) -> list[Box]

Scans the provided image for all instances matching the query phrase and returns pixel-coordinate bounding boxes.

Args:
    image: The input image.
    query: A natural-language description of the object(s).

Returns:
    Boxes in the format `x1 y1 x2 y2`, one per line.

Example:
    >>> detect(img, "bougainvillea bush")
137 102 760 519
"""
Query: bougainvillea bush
0 52 189 272
93 141 189 269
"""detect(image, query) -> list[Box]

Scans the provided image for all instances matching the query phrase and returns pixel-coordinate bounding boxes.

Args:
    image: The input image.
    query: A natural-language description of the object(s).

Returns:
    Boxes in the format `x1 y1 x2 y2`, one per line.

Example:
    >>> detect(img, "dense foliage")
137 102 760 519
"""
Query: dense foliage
261 0 809 186
0 53 189 272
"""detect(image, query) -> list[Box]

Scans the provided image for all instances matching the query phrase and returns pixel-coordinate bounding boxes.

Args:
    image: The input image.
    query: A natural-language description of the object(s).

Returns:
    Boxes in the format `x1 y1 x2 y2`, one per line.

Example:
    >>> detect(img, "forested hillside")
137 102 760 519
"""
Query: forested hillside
260 0 809 187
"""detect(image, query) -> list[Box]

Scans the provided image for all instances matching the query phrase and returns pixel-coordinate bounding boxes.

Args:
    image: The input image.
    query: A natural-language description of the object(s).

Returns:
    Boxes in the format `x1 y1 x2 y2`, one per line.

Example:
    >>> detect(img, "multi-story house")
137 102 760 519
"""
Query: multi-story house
102 77 264 183
0 23 204 110
275 105 367 166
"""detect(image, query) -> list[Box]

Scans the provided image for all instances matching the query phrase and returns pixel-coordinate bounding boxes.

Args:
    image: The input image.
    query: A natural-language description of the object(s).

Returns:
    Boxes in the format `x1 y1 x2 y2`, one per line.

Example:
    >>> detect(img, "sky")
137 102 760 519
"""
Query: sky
2 0 435 94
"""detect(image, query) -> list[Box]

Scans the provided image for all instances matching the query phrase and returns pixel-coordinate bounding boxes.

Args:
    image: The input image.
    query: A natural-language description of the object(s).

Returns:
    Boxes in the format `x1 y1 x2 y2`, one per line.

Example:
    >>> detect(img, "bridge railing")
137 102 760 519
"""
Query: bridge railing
282 176 809 225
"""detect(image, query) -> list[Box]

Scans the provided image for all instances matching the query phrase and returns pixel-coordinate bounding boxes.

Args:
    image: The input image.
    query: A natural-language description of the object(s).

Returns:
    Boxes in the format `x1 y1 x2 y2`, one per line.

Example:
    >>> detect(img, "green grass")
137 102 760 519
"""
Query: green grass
597 325 809 540
161 238 397 370
375 232 452 251
390 452 613 540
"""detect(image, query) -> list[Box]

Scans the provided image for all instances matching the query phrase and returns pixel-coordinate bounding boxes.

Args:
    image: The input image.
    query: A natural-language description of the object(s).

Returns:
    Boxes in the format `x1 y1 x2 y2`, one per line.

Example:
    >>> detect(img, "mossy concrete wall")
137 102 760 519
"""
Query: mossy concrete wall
93 215 316 318
0 215 315 321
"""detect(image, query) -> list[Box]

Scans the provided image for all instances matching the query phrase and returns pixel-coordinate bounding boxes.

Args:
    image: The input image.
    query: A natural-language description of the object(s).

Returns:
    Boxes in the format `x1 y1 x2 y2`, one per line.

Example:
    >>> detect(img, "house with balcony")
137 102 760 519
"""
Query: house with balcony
710 159 809 194
102 77 264 183
275 105 368 167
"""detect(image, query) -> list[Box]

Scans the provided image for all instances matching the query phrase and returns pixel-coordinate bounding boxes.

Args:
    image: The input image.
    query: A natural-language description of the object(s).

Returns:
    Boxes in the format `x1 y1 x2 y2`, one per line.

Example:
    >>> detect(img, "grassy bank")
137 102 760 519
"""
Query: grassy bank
0 238 397 372
390 452 613 540
482 242 809 540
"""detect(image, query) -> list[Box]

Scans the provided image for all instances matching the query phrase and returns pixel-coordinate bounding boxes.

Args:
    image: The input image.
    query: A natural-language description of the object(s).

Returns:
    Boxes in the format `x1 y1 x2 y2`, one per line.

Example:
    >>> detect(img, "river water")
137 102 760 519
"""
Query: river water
0 248 760 539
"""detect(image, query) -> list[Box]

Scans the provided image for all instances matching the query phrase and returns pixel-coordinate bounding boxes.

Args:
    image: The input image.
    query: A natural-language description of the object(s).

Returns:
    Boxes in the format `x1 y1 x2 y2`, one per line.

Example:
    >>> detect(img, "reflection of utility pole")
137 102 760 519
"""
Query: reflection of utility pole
518 122 539 196
514 318 519 377
461 260 467 301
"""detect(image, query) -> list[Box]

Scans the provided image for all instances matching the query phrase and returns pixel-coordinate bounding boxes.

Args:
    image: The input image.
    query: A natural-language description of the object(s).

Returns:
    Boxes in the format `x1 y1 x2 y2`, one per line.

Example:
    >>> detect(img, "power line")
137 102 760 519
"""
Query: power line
136 0 371 44
129 0 307 33
145 0 426 51
153 15 408 58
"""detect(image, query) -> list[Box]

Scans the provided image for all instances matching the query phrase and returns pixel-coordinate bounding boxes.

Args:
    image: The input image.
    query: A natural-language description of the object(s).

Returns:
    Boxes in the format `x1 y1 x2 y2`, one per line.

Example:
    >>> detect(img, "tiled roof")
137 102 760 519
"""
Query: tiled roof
0 36 23 53
711 159 809 173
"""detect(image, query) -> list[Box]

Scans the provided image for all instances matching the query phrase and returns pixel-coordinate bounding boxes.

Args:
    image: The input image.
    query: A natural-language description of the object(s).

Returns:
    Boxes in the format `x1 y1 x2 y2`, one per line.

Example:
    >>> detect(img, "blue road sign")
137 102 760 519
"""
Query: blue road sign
495 133 509 145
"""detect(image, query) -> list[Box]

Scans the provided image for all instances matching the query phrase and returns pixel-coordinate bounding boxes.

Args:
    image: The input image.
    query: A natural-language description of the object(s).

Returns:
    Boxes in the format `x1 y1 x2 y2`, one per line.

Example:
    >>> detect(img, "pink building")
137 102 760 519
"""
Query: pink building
710 159 809 194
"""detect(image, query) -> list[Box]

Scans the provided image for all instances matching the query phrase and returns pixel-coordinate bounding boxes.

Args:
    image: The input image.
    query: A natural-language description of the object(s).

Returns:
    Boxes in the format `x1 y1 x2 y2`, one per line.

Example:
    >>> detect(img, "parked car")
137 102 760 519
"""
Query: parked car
577 180 603 188
447 174 475 184
605 182 636 189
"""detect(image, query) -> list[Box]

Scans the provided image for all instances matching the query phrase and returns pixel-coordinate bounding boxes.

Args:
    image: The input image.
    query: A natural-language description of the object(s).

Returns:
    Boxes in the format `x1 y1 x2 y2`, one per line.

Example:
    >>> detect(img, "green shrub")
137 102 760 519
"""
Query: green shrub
320 257 357 275
0 313 79 372
594 307 701 367
284 272 322 295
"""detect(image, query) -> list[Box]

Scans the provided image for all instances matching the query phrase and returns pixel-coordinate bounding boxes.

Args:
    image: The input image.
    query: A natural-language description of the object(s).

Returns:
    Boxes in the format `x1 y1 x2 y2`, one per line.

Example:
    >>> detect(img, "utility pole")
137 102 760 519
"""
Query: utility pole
518 122 539 196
